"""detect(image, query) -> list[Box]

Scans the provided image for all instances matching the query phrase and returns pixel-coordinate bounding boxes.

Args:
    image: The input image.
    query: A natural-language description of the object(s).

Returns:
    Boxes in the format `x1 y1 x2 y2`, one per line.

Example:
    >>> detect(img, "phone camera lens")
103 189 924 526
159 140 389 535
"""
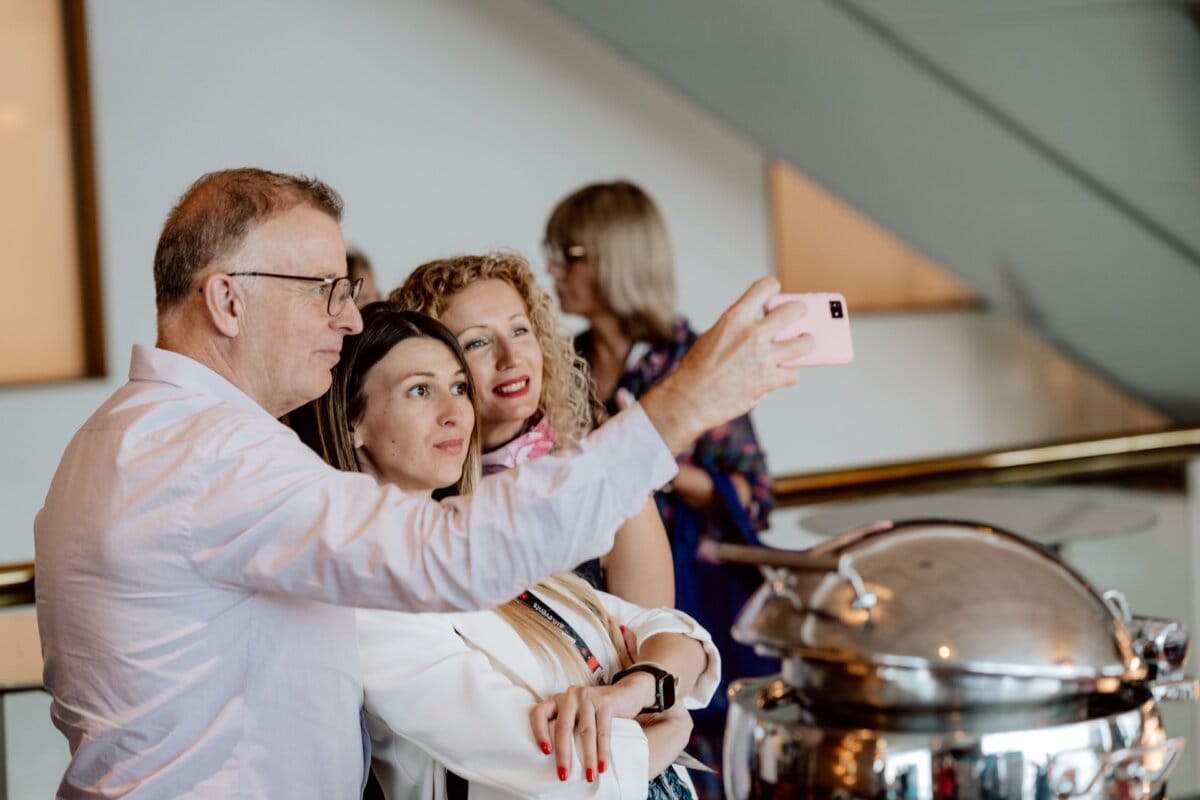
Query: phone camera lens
830 300 844 319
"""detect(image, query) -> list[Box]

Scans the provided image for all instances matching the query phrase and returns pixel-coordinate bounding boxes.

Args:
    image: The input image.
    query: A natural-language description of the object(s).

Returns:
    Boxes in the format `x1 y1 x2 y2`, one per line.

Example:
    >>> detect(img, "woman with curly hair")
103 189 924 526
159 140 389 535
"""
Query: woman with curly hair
390 252 674 608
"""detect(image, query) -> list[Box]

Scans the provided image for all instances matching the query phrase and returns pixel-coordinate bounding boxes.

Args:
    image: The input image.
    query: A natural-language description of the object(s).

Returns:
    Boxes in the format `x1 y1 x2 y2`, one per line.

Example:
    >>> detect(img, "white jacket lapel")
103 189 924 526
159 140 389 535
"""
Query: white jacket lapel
450 612 548 698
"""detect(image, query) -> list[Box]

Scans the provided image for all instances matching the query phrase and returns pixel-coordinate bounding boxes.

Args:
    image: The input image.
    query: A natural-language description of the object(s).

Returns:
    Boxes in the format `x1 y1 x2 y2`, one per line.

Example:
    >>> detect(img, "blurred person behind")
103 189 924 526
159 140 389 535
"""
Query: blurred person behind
347 246 382 306
543 180 778 794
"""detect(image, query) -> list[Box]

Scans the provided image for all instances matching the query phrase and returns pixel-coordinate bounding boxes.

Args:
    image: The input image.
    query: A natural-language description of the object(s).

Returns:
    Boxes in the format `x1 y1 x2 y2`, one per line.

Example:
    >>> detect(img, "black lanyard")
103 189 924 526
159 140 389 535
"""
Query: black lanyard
516 590 603 676
442 591 605 799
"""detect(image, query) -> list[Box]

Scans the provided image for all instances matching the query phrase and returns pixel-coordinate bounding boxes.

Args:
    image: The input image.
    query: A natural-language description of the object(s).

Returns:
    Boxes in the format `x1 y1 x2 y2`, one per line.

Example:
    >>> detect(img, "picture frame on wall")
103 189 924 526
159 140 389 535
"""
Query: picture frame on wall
1 0 104 385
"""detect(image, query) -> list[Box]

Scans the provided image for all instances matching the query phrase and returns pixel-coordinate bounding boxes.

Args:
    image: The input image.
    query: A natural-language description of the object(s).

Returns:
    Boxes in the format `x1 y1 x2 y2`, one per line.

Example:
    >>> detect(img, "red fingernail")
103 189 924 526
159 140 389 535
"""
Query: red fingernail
558 766 568 782
539 741 551 755
599 760 606 774
587 768 594 783
619 625 626 633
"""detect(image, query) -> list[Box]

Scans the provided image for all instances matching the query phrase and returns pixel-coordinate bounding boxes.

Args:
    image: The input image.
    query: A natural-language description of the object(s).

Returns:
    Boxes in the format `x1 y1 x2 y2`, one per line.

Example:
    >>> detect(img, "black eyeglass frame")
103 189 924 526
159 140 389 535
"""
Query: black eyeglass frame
224 271 364 315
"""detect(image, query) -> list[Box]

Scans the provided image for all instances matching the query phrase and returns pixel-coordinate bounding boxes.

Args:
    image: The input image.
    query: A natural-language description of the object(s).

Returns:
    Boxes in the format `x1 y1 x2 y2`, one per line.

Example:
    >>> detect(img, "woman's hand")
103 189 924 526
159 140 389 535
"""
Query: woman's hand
529 675 657 784
607 617 640 670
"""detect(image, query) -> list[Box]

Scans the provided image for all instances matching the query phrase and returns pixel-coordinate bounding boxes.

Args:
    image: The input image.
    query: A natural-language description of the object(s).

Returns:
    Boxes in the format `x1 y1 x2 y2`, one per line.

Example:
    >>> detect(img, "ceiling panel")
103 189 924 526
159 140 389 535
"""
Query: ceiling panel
537 0 1200 418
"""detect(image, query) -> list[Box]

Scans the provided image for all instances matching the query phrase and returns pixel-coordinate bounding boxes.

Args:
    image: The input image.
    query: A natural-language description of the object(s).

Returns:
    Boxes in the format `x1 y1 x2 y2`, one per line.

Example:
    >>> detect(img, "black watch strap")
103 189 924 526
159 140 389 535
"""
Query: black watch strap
610 662 677 713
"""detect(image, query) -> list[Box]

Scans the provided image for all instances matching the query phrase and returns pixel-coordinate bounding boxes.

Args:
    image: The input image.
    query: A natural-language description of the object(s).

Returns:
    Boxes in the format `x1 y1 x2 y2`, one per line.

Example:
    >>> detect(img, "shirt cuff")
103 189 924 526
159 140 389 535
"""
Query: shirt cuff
630 609 722 710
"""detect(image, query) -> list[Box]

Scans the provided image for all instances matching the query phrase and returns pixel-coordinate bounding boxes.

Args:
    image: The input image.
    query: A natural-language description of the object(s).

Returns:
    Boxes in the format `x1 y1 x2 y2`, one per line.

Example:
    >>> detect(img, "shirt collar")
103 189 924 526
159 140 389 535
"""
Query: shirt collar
128 344 276 419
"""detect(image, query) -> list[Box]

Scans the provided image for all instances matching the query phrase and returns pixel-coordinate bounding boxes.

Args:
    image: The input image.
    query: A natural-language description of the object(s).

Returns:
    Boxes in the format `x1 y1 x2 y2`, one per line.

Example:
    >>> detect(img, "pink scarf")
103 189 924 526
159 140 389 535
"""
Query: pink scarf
481 414 557 475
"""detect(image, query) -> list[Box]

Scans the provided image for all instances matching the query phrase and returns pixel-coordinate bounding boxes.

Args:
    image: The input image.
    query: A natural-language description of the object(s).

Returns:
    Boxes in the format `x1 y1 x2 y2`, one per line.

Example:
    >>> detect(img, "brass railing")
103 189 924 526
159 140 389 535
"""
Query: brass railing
774 426 1200 506
0 562 33 609
2 428 1197 605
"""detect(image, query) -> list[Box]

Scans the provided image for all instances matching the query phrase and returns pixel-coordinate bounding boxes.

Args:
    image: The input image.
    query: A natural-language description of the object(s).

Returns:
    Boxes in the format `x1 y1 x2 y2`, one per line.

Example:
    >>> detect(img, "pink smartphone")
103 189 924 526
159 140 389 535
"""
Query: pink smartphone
764 292 855 367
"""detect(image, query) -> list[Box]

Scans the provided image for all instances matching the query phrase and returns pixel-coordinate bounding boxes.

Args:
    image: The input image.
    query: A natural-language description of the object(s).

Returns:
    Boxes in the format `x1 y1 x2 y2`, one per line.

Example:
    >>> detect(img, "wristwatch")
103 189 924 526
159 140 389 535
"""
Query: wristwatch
611 662 678 713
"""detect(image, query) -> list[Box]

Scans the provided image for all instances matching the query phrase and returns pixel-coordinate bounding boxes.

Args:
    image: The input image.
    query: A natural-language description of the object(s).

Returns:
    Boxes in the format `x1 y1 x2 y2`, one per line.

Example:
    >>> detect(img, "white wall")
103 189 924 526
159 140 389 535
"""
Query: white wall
754 309 1167 476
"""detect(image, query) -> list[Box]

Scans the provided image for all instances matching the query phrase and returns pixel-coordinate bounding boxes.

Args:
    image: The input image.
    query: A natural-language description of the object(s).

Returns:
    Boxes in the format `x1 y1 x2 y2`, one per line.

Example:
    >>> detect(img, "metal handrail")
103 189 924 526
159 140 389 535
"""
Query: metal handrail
2 427 1197 601
0 561 34 608
775 426 1200 506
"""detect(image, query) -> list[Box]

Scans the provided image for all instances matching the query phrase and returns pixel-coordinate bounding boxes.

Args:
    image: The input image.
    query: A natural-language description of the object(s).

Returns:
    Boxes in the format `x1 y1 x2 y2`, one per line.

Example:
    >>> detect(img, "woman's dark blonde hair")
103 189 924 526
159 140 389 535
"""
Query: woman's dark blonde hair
290 303 611 684
288 303 482 495
390 251 593 448
544 180 676 344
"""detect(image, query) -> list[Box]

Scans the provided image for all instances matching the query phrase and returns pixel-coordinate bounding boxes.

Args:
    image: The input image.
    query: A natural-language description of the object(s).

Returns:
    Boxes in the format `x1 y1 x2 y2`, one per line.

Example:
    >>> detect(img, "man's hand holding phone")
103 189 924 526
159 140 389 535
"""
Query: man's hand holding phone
763 291 855 368
640 278 815 454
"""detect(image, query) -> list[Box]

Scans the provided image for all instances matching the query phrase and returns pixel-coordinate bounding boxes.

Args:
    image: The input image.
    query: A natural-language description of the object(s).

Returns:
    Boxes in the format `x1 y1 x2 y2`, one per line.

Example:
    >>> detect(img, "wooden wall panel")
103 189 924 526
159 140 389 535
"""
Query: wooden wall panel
770 160 977 312
0 0 103 385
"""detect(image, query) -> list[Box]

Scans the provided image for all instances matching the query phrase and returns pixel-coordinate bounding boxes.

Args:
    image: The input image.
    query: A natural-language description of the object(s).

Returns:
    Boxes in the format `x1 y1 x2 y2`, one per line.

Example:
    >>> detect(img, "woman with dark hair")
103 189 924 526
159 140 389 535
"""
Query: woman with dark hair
544 181 776 795
289 304 718 799
289 304 482 493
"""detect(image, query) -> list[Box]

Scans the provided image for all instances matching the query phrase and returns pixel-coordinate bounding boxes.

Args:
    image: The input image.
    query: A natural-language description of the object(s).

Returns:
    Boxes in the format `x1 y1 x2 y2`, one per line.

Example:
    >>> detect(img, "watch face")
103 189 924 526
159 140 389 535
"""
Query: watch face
614 663 679 713
660 673 676 711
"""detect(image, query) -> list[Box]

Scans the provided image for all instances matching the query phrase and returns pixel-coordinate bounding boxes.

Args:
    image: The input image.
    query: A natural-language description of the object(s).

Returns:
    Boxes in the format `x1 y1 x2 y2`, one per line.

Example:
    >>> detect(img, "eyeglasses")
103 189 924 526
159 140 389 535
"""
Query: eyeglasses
541 240 587 267
226 271 364 315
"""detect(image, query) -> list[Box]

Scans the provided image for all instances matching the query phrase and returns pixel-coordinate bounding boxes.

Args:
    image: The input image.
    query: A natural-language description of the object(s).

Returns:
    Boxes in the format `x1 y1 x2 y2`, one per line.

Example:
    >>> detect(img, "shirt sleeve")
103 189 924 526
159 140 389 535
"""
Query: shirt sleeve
187 402 677 613
597 593 721 710
357 610 650 799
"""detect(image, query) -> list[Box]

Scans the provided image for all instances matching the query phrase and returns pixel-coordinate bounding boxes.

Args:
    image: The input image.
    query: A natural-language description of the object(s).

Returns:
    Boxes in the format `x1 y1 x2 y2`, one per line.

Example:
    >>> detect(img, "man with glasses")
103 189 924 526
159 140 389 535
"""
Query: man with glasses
35 168 813 798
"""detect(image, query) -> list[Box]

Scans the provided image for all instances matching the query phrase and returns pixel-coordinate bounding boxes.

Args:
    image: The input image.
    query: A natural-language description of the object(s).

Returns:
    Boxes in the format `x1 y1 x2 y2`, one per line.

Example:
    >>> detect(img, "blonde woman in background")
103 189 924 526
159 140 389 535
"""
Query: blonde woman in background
544 181 776 796
289 304 718 798
391 252 675 609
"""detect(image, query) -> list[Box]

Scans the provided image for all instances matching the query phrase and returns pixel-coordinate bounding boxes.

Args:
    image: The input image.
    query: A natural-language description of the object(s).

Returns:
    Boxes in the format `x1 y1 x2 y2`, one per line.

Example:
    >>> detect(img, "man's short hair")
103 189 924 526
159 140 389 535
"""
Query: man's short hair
153 168 344 312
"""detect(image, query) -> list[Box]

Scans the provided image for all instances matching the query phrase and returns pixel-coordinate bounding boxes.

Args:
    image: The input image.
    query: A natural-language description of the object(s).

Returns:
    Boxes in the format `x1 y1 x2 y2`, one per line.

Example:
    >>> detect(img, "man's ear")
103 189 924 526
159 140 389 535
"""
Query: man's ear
197 273 243 338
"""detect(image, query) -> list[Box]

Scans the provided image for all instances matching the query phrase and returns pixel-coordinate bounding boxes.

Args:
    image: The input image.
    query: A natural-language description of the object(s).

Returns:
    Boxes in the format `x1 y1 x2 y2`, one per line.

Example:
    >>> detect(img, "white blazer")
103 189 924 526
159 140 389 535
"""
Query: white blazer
357 590 720 799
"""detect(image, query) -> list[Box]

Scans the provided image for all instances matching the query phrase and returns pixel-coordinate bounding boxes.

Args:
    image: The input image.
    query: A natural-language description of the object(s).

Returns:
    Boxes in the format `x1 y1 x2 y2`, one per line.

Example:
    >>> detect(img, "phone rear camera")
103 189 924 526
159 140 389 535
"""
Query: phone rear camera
830 300 844 319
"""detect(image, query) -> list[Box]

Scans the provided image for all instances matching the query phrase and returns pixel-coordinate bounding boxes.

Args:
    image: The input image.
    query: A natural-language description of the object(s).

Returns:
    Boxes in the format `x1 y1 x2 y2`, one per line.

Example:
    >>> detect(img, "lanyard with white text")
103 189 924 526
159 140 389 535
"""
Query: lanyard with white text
516 590 602 676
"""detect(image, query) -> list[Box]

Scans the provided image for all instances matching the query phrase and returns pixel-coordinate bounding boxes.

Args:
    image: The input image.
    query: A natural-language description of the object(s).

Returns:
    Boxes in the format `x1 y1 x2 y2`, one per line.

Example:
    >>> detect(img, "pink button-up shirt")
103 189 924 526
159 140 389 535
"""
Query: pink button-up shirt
35 345 675 798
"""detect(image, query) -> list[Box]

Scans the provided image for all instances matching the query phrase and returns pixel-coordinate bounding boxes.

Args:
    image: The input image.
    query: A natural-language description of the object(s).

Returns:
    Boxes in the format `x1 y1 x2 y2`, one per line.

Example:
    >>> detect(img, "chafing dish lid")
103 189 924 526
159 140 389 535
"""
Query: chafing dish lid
728 520 1141 685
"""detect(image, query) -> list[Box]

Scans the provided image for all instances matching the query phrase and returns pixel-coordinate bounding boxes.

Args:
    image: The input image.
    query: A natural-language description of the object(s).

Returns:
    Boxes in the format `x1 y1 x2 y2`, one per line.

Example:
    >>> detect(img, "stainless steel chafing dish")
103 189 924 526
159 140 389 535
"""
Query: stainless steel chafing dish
718 519 1197 800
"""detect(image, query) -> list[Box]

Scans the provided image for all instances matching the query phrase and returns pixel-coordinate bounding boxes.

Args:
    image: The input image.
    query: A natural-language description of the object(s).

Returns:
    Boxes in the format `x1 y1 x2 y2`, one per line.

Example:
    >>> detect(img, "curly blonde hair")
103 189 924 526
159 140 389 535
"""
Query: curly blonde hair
390 251 594 448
